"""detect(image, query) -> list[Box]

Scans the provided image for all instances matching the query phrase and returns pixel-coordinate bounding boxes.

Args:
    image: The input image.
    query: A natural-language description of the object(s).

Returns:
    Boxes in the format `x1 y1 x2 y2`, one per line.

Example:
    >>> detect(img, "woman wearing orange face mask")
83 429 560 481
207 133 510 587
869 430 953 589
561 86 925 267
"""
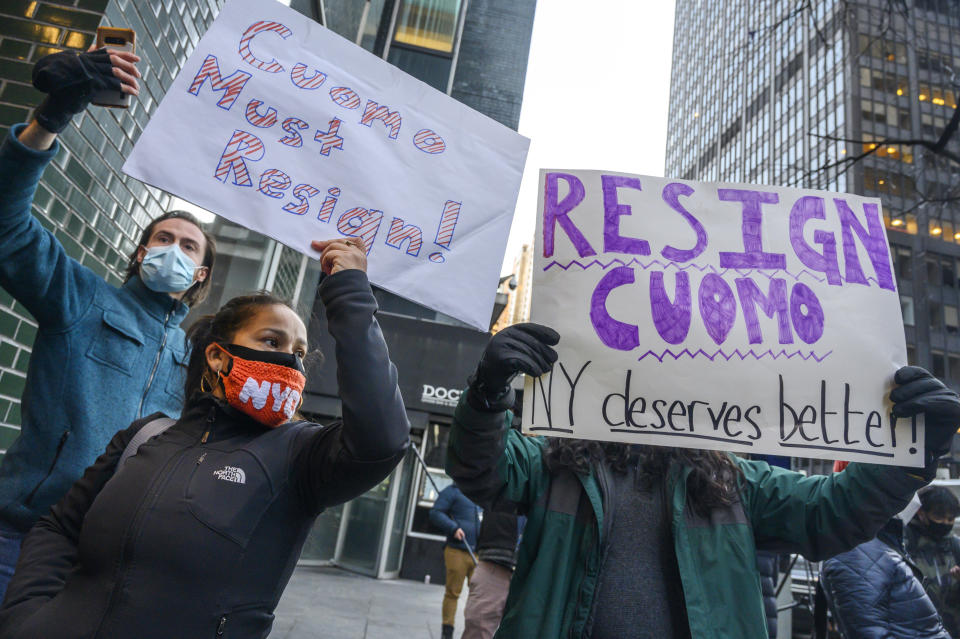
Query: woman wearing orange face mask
0 238 410 639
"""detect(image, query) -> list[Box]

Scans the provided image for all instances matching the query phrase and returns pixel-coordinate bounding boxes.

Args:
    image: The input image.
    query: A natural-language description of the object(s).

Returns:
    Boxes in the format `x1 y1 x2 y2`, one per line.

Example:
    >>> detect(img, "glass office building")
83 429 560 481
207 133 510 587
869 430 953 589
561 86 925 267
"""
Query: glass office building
0 0 536 580
666 0 960 395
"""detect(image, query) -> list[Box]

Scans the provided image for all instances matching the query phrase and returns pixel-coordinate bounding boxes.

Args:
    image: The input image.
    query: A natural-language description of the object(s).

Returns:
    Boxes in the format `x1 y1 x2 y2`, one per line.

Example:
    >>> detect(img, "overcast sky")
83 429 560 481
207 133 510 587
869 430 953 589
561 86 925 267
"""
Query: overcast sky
502 1 677 274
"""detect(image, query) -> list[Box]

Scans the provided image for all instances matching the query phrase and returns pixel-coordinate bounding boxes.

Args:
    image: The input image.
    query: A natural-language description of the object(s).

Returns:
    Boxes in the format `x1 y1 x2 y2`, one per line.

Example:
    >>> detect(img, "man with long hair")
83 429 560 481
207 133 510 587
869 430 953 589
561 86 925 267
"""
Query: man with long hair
447 323 960 638
0 47 216 595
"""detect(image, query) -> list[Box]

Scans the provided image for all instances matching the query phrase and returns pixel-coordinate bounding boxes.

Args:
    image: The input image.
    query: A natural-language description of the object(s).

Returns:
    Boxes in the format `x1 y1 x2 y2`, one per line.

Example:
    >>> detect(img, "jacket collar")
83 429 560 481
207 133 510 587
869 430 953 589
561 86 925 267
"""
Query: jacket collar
122 275 190 325
179 392 298 440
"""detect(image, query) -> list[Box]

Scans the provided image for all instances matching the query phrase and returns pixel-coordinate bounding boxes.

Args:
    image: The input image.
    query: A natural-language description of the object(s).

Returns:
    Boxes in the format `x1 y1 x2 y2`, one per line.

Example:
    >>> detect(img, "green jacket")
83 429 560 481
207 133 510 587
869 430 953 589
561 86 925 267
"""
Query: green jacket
447 398 931 639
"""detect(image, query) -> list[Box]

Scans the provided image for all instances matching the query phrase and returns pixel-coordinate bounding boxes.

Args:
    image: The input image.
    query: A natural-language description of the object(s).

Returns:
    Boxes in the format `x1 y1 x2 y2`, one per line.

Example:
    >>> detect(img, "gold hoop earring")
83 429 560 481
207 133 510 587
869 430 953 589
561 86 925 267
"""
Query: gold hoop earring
200 374 212 393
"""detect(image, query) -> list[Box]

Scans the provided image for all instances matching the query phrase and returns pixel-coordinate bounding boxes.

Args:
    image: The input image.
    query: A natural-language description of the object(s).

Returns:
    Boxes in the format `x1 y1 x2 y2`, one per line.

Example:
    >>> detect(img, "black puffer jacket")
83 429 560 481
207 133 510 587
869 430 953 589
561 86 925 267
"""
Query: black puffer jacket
0 270 409 639
755 551 779 639
821 519 950 639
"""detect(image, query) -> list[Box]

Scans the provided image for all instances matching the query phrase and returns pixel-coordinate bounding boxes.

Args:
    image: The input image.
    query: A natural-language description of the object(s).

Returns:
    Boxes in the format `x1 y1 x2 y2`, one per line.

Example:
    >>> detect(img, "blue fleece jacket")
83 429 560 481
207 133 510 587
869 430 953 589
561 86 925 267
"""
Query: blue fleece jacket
0 124 189 531
429 484 481 550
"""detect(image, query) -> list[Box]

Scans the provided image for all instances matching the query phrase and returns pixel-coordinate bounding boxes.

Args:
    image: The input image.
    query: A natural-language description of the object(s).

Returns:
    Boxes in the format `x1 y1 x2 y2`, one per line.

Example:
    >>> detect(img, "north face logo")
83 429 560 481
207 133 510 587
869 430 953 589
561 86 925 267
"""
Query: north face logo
213 466 246 484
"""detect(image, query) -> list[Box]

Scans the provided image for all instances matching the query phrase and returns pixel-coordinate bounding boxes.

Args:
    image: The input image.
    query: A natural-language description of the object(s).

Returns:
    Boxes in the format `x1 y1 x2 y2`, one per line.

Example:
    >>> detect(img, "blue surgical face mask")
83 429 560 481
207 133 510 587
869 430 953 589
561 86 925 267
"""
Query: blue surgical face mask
140 244 200 293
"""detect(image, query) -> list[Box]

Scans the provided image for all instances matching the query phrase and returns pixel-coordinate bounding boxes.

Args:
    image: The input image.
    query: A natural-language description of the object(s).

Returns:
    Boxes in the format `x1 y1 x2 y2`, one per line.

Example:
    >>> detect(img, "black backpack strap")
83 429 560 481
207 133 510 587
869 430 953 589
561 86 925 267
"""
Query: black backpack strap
117 417 176 472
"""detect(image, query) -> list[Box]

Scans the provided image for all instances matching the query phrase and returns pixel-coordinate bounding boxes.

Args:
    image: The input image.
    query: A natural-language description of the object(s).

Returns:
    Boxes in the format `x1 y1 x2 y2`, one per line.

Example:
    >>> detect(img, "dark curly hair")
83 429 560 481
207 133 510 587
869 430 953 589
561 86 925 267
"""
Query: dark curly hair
544 439 743 517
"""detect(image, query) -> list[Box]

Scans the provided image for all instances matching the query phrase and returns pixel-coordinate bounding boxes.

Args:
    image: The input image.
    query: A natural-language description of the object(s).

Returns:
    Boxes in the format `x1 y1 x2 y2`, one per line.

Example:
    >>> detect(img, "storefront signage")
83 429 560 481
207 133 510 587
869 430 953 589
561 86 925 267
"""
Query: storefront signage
523 169 921 467
124 0 529 331
421 384 461 408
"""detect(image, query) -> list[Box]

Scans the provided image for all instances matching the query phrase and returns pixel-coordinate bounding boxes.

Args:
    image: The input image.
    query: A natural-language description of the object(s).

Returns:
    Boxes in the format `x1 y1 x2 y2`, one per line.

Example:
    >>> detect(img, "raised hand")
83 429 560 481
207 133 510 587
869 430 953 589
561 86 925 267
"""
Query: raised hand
310 238 367 275
32 47 141 134
890 366 960 460
468 323 559 410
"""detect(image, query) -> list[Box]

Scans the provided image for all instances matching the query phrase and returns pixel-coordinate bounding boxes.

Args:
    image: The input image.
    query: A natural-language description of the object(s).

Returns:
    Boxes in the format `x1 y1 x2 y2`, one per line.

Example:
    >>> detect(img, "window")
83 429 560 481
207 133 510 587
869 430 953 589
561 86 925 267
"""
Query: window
393 0 462 53
931 299 943 330
927 258 941 284
894 246 912 280
946 305 959 334
942 258 956 288
933 350 946 379
949 354 960 383
388 0 464 91
901 296 915 326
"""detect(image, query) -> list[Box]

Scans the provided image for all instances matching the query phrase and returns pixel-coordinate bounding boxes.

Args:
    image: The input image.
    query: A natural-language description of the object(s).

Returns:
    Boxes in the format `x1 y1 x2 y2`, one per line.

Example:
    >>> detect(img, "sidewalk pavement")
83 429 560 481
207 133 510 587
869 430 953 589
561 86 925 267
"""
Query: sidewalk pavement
270 565 466 638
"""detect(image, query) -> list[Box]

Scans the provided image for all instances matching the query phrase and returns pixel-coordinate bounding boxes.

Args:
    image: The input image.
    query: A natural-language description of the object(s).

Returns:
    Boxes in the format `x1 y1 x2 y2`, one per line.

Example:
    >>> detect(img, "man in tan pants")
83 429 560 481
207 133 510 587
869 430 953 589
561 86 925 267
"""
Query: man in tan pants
430 484 481 639
462 510 524 639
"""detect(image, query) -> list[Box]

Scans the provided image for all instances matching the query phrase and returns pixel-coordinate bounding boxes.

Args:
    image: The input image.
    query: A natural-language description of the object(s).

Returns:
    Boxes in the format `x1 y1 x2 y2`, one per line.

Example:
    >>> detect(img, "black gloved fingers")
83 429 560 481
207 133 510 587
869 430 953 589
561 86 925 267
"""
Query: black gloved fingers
496 338 555 377
509 323 560 347
79 49 123 91
502 331 559 367
892 389 960 419
890 376 947 403
506 348 555 377
501 354 546 378
894 365 934 385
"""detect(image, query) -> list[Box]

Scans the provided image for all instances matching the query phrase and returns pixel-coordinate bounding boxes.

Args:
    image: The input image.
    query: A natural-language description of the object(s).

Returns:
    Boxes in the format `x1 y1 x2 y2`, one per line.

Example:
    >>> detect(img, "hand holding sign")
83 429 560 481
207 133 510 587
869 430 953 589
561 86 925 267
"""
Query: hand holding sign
469 323 559 411
890 366 960 462
311 238 367 275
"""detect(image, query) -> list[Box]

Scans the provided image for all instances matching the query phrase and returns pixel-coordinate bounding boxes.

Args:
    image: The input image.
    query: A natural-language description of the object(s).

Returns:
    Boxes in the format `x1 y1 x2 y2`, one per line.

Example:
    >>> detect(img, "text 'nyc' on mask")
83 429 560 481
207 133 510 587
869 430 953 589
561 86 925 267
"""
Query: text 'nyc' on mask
140 244 199 293
216 343 306 428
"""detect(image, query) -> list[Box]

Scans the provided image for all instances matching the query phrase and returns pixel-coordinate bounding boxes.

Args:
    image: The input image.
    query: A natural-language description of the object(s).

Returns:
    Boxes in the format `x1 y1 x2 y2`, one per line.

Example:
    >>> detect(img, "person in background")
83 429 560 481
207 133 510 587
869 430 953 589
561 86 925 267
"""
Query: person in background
0 46 217 596
0 238 410 638
821 492 950 639
446 323 960 639
462 508 526 639
430 483 482 639
905 485 960 637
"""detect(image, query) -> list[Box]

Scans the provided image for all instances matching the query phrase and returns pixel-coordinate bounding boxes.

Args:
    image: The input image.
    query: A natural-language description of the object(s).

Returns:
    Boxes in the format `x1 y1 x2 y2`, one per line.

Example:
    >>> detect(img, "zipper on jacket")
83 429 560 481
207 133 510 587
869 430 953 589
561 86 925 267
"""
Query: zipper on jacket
216 615 227 636
92 445 190 636
136 306 174 419
24 430 70 505
200 406 215 445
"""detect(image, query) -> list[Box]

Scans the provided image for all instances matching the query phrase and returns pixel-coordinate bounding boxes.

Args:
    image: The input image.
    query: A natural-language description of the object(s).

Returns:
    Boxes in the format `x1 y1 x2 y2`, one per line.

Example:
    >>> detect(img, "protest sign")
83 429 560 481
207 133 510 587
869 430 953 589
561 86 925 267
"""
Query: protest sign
522 169 922 467
123 0 529 331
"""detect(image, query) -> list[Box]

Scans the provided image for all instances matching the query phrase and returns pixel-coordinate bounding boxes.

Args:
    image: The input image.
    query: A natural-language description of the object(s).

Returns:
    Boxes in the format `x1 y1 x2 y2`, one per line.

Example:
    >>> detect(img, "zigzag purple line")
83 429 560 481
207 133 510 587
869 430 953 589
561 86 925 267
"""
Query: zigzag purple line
543 259 884 286
636 348 834 363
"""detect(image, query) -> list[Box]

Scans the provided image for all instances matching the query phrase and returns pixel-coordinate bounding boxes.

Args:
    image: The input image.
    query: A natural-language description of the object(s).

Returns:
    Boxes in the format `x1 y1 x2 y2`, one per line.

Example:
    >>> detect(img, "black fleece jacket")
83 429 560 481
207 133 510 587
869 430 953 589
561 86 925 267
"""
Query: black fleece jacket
0 269 409 639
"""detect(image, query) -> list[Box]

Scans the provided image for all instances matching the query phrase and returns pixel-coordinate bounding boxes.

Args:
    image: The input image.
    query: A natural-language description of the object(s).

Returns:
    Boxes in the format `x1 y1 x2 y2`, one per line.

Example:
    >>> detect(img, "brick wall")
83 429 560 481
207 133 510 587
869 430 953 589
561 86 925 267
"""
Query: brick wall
0 0 223 455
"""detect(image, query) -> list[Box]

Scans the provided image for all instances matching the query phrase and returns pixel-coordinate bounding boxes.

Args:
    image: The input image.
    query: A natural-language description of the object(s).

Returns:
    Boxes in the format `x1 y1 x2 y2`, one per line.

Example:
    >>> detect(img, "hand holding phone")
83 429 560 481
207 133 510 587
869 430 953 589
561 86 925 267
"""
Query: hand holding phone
92 27 137 108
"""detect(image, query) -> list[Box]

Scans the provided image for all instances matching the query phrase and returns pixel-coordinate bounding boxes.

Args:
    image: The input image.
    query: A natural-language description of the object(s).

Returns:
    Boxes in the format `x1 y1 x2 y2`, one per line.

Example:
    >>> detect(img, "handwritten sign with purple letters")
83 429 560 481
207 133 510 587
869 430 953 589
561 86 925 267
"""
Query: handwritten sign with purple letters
123 0 529 331
522 169 922 467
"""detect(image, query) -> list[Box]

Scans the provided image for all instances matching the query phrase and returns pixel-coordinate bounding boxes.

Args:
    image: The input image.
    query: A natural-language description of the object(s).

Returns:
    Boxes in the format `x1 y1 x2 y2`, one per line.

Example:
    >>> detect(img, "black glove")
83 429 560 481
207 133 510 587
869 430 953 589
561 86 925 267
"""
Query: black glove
890 366 960 461
32 48 121 133
467 323 559 412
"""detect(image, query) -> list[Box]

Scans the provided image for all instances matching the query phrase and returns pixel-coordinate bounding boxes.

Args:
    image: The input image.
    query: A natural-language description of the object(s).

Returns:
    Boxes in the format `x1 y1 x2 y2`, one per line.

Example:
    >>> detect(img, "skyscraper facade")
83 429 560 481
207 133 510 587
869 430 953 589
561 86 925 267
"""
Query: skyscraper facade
666 0 960 388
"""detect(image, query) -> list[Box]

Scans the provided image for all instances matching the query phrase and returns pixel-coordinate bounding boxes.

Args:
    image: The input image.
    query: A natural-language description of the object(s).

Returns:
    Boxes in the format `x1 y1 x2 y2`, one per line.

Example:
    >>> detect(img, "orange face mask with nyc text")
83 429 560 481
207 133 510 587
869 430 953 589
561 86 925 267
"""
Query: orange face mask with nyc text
215 343 306 428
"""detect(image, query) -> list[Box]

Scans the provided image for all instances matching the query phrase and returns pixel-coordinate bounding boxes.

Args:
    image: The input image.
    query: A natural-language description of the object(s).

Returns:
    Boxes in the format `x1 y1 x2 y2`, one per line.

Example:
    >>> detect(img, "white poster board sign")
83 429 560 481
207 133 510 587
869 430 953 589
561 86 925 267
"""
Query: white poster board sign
523 169 922 467
124 0 529 331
